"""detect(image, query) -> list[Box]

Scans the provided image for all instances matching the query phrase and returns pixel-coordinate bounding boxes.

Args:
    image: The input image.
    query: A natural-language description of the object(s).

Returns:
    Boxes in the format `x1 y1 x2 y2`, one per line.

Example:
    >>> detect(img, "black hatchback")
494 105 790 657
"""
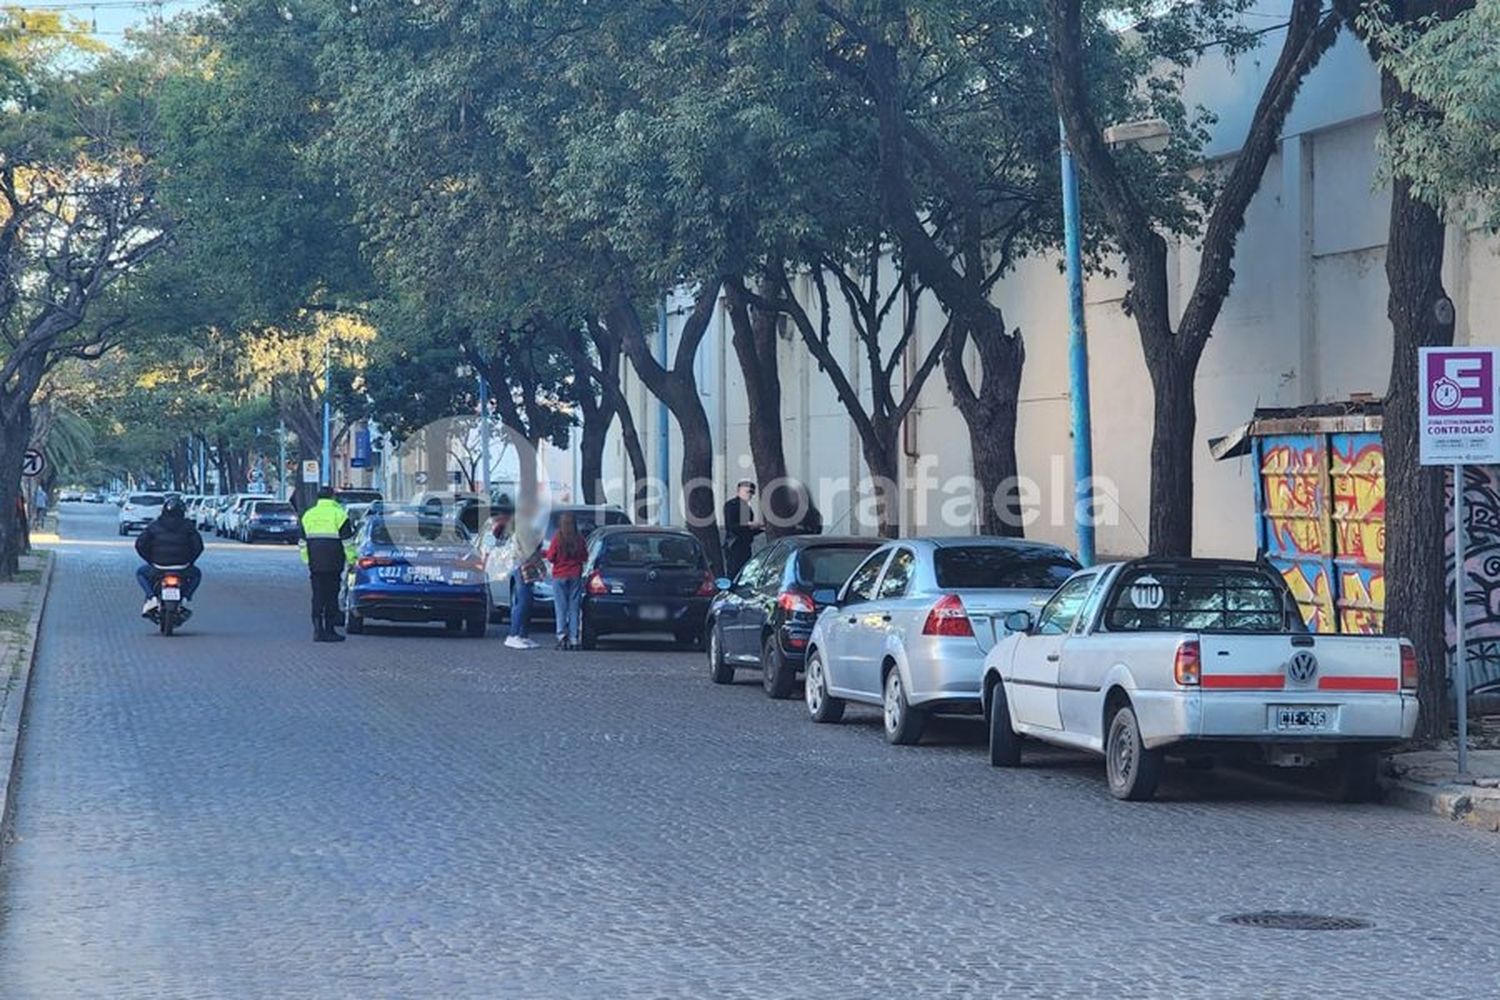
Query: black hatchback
706 535 883 698
579 526 717 649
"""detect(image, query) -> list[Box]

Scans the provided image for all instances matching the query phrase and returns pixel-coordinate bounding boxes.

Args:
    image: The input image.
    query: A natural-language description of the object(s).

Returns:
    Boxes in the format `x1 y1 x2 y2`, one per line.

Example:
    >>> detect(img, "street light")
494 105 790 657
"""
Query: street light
1058 116 1170 567
321 337 332 489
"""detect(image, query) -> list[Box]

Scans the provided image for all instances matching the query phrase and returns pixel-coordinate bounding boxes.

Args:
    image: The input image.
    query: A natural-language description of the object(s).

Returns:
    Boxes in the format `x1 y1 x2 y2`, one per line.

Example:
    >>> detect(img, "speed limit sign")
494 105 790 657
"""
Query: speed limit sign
21 449 45 478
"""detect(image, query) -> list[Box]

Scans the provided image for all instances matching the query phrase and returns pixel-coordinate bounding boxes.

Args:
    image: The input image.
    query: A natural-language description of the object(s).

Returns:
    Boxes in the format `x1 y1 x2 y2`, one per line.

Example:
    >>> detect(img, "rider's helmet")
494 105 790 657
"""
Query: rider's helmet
162 496 186 517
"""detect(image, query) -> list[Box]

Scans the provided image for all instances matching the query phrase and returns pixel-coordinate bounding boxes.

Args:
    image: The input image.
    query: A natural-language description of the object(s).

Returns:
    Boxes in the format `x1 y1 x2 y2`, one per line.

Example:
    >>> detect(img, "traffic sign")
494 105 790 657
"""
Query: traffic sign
301 460 320 484
21 449 45 478
414 471 429 486
1420 347 1500 466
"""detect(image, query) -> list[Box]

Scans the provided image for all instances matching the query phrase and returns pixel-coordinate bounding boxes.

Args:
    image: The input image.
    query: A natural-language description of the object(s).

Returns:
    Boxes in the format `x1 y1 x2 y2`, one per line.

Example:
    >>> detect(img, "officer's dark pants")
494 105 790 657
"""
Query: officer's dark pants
310 572 342 636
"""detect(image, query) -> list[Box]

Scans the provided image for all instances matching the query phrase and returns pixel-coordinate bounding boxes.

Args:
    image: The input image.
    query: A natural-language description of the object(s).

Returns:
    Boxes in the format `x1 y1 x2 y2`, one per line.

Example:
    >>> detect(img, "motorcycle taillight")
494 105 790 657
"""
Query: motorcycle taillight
162 574 181 587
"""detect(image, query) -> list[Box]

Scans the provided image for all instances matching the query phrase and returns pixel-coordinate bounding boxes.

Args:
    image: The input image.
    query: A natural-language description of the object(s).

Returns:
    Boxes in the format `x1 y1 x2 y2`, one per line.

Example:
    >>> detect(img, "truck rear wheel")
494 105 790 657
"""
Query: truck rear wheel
1105 703 1163 801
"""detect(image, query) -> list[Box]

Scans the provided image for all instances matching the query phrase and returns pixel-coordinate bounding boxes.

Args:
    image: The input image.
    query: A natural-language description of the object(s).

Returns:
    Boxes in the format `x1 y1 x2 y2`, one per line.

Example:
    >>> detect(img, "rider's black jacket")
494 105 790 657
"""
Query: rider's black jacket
134 511 205 567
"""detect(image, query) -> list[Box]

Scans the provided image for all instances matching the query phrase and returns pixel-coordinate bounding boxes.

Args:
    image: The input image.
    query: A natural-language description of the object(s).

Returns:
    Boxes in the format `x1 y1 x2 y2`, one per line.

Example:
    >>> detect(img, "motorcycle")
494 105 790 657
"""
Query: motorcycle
147 563 193 636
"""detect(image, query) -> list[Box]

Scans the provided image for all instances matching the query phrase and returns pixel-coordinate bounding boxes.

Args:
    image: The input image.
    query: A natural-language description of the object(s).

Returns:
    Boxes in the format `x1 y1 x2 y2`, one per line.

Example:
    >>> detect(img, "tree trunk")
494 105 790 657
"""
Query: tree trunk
616 393 651 523
578 399 609 506
608 285 726 573
1379 74 1456 741
1145 349 1199 557
859 432 903 539
725 279 797 536
0 403 34 579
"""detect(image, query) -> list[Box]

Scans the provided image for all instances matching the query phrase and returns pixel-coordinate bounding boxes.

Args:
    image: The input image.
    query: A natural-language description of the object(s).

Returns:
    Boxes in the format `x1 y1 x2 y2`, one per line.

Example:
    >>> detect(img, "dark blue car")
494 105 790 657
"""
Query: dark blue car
342 506 489 637
578 526 717 649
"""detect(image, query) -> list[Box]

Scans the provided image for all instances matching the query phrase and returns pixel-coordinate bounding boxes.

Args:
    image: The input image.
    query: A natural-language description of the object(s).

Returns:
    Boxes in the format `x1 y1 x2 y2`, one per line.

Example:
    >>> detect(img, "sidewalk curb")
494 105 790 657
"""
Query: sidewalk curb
0 553 55 859
1381 775 1500 833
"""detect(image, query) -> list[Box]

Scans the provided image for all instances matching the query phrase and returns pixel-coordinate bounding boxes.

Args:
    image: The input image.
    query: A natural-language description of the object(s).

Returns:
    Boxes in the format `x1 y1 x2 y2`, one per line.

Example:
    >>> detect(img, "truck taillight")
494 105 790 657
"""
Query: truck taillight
1400 642 1418 691
587 571 609 595
922 594 973 637
1173 640 1201 686
777 590 815 613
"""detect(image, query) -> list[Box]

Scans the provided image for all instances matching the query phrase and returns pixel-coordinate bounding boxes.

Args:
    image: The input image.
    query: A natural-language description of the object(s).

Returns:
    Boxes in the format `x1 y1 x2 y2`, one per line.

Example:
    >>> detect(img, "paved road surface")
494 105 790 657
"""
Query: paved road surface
1 503 1498 998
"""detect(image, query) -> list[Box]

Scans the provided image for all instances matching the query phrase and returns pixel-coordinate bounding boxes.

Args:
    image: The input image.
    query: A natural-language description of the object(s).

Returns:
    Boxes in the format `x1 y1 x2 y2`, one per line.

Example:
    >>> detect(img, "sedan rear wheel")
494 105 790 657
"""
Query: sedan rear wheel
805 652 844 724
882 667 925 746
761 636 796 700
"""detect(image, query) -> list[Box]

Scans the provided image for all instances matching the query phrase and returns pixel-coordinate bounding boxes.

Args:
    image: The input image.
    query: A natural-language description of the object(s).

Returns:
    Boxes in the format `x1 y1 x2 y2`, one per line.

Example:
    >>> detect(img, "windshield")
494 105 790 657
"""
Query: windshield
795 544 880 588
548 508 630 537
934 546 1080 590
1103 566 1303 633
598 533 706 568
130 494 165 506
368 514 472 546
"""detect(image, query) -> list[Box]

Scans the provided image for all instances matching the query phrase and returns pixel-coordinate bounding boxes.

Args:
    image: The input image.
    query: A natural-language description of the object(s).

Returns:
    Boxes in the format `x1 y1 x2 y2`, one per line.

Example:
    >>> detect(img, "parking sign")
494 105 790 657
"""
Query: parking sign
1419 347 1500 466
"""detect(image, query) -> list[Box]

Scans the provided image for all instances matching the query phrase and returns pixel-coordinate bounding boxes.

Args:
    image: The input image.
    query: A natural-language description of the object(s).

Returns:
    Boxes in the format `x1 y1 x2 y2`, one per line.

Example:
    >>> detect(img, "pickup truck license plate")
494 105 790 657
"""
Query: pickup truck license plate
1271 706 1334 732
160 587 181 601
639 605 669 621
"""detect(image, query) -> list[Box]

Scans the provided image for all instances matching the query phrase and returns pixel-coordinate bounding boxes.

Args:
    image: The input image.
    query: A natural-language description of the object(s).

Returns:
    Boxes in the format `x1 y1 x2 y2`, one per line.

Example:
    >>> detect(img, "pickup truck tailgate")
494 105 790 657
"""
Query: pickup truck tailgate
1198 634 1403 693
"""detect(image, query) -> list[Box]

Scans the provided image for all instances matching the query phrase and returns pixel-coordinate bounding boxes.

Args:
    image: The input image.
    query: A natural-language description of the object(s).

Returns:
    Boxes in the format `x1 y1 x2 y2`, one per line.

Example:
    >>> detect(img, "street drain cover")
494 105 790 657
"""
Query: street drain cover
1220 911 1372 931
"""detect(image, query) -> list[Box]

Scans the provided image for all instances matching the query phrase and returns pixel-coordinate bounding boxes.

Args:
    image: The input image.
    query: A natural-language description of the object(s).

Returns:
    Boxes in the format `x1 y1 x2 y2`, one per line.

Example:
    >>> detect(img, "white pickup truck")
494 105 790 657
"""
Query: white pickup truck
982 558 1419 802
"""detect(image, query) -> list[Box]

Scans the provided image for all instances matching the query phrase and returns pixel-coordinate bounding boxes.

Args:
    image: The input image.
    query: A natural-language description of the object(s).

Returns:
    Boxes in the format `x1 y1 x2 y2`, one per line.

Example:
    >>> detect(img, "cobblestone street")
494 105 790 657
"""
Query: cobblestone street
1 505 1498 998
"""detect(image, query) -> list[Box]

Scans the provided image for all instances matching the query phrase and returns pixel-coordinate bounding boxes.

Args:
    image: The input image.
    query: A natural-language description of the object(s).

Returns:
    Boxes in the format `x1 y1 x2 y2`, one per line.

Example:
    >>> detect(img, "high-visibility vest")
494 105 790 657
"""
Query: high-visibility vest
299 499 355 571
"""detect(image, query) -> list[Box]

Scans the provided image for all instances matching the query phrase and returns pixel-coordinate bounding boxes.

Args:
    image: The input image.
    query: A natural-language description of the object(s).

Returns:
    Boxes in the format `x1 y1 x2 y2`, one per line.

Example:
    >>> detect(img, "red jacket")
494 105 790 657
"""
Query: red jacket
544 534 586 580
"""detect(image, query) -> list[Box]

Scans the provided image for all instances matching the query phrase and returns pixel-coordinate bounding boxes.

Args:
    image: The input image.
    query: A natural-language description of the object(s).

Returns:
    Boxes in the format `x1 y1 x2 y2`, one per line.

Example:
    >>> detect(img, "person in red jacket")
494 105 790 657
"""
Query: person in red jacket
544 512 588 650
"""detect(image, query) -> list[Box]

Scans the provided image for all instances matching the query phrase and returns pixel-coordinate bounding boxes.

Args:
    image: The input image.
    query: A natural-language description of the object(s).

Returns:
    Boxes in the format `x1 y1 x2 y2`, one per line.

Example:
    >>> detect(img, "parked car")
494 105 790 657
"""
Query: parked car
239 500 300 543
117 492 167 535
576 526 716 649
980 557 1419 802
479 503 632 621
219 494 272 537
82 491 103 503
58 489 81 502
342 506 489 637
707 535 883 697
803 538 1081 744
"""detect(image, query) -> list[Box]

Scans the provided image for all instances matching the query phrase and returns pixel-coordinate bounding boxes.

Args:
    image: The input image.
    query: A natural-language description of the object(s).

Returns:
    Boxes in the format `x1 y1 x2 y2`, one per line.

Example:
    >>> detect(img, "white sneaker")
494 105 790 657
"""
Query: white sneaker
519 638 539 649
141 596 160 617
503 636 528 650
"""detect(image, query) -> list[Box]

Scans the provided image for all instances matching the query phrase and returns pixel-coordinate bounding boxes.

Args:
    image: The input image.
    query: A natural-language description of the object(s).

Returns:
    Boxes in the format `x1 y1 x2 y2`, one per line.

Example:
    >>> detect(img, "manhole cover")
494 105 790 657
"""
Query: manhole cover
1220 911 1372 931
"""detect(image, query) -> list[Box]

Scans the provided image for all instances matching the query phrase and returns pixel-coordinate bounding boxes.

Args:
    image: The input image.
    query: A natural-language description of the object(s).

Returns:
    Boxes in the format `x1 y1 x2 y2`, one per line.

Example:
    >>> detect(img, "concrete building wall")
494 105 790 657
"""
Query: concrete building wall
598 12 1494 560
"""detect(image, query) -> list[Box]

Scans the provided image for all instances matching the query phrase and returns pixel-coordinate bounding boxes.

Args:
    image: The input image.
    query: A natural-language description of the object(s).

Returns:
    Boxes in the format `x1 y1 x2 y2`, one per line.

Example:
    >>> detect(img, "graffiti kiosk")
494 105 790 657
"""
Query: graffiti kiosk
1420 346 1500 775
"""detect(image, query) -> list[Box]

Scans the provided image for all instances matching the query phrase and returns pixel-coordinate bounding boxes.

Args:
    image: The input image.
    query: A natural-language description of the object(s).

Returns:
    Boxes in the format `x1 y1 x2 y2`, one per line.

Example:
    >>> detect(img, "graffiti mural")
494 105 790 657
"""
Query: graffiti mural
1256 435 1336 631
1447 466 1500 696
1330 433 1385 634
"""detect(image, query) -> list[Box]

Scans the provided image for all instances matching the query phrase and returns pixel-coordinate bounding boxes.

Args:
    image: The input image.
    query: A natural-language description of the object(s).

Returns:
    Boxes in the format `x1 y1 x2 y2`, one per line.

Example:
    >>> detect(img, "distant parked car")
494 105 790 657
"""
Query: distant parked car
58 489 81 502
239 499 300 543
707 535 883 698
981 558 1419 802
117 492 167 535
803 537 1080 745
577 526 716 649
82 491 103 503
335 488 382 528
478 503 632 622
219 494 272 538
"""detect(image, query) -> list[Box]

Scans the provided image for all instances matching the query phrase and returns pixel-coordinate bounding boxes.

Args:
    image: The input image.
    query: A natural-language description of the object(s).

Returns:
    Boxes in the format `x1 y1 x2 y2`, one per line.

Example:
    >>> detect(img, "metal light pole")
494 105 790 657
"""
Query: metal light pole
321 337 332 488
1060 119 1096 566
278 418 287 501
479 372 492 495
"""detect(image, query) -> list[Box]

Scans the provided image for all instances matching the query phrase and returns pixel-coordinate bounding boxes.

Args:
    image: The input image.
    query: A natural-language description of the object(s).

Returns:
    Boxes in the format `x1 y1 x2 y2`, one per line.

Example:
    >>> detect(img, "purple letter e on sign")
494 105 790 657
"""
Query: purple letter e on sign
1420 347 1500 466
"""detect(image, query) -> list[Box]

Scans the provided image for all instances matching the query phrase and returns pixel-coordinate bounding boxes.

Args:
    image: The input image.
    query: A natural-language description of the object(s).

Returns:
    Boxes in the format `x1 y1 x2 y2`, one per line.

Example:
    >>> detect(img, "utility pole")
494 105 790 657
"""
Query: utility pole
1060 120 1096 566
479 372 492 496
321 337 333 488
657 297 671 525
278 418 288 501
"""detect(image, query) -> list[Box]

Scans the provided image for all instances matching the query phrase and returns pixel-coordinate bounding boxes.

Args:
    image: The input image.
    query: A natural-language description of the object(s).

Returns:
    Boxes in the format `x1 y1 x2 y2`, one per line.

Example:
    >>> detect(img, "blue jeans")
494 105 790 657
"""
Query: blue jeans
137 564 201 600
508 570 533 639
552 576 583 643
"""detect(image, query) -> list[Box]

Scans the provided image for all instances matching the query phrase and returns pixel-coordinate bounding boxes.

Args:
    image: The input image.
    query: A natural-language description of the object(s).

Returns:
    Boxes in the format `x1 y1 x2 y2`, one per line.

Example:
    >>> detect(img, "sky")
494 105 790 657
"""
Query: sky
17 0 204 44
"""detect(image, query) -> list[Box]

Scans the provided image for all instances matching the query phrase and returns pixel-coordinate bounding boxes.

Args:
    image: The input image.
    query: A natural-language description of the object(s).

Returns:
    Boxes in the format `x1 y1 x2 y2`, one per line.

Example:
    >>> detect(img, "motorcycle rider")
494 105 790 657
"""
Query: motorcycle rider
135 495 205 617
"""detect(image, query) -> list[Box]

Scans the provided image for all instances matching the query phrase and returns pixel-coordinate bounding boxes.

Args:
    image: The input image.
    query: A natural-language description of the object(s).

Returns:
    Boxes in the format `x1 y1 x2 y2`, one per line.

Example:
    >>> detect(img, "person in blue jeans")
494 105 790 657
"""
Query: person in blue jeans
543 512 586 649
504 510 542 650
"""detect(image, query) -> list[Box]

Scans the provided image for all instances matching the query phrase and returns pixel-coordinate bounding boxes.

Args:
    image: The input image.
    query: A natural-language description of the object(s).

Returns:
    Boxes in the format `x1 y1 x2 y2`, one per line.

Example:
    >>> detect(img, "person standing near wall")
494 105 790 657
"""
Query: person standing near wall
298 485 355 643
31 484 47 532
722 480 762 578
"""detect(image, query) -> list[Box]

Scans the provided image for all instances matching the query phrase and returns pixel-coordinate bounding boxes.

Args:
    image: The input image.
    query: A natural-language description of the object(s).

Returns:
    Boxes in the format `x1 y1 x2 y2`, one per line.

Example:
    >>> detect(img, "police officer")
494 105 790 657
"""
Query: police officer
298 485 356 642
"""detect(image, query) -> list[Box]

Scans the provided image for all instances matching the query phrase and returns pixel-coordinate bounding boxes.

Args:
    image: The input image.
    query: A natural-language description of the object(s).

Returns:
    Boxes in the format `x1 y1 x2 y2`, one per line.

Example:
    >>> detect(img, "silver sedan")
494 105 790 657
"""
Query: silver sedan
803 537 1080 744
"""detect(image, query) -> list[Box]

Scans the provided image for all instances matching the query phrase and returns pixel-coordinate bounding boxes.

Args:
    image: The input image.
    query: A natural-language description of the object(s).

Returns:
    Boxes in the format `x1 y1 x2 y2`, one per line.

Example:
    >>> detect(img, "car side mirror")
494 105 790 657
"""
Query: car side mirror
812 587 839 606
1003 610 1033 634
715 577 733 592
